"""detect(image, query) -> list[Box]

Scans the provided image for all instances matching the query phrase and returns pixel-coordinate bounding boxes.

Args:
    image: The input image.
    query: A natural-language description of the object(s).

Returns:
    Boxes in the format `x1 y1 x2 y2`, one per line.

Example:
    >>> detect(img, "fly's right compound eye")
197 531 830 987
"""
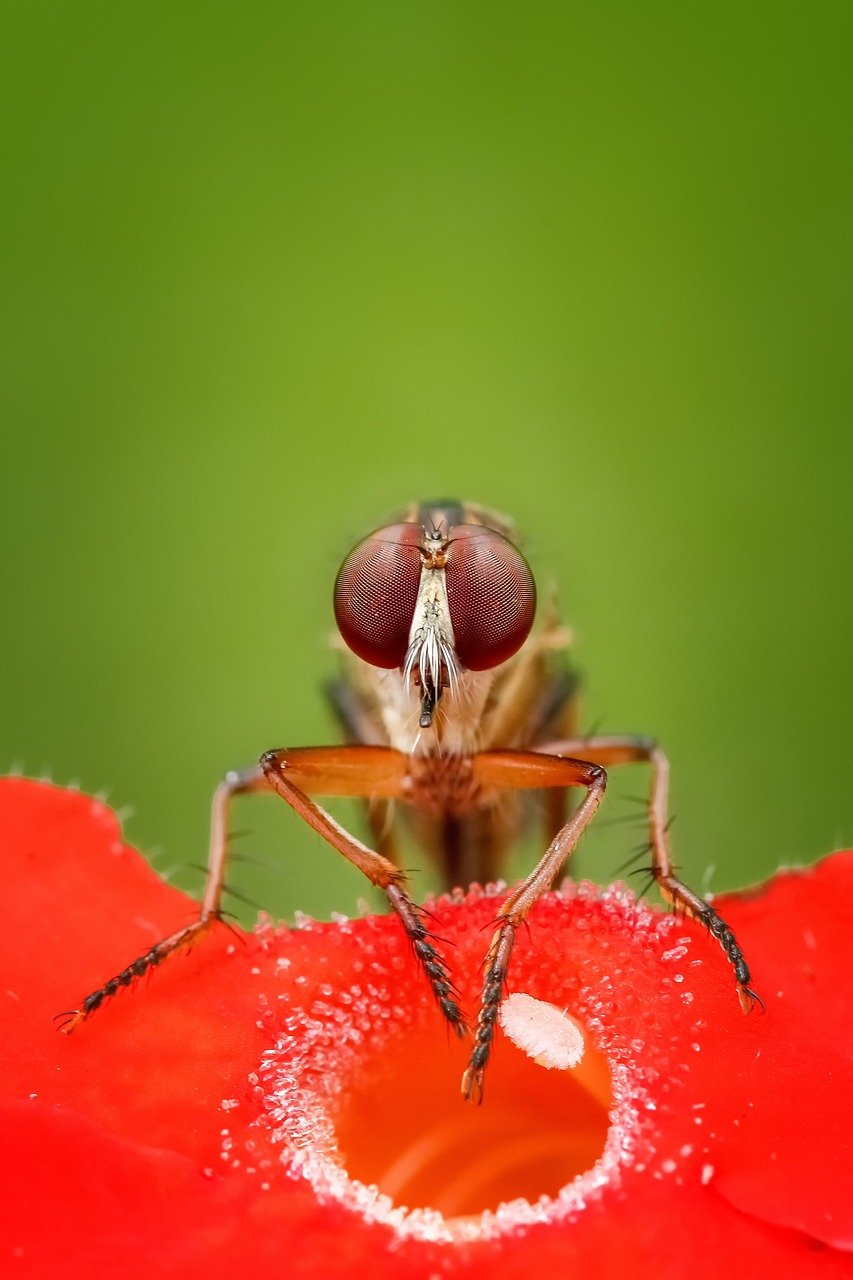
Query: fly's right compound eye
334 523 424 668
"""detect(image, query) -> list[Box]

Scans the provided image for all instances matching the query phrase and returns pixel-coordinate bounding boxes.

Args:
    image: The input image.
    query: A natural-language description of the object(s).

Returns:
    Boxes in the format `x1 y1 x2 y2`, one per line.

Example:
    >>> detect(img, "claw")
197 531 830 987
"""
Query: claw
461 1065 484 1104
738 984 765 1014
53 1009 85 1033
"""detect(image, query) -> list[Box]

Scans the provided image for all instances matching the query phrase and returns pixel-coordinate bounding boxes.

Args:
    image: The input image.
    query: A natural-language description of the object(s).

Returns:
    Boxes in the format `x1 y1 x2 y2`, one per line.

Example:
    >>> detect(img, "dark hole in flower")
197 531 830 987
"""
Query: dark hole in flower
330 1016 612 1220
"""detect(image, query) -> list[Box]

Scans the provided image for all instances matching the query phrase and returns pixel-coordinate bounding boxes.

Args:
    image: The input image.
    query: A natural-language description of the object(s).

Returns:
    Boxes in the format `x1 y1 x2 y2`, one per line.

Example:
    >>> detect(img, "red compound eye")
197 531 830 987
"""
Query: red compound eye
334 523 424 668
445 526 536 670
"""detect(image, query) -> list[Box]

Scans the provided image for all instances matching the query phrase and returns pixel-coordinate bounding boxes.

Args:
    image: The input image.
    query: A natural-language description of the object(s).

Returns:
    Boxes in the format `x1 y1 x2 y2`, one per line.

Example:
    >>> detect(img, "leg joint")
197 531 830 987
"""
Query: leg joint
259 749 282 777
588 762 607 789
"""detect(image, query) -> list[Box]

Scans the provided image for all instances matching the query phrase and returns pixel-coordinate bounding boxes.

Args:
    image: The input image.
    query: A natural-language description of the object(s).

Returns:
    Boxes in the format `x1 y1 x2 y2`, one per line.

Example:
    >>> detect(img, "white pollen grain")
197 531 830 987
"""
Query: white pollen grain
498 993 585 1070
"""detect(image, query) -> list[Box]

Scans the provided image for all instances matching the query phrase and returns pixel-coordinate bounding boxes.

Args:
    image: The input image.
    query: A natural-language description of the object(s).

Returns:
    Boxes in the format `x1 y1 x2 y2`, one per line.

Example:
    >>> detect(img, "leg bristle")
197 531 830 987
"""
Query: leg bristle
386 884 468 1037
55 917 214 1034
462 922 516 1103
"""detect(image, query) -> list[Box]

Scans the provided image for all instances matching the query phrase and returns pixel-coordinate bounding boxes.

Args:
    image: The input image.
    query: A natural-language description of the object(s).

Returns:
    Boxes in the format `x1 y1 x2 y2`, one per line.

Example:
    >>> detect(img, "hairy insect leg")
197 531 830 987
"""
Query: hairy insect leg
536 736 761 1013
461 750 607 1101
57 764 268 1032
259 746 467 1037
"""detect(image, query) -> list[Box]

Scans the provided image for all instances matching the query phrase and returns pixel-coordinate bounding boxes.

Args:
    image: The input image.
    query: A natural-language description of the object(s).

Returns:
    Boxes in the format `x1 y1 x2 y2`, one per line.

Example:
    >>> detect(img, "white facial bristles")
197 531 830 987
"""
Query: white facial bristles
498 992 586 1070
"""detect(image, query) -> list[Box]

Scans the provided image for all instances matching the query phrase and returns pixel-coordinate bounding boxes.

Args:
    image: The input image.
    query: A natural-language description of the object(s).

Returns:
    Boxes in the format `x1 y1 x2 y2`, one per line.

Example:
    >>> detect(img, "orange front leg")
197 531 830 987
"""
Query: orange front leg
260 746 467 1036
59 746 466 1039
462 750 607 1101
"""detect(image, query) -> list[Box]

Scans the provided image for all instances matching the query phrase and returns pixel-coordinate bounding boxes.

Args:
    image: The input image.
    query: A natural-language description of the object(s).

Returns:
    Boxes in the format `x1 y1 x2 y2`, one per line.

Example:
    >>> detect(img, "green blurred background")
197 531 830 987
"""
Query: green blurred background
2 2 851 925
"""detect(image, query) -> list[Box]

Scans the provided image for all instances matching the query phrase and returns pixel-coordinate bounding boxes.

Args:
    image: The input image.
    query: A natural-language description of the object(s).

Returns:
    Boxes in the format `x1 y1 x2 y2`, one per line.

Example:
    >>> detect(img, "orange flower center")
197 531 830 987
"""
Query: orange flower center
336 1017 613 1219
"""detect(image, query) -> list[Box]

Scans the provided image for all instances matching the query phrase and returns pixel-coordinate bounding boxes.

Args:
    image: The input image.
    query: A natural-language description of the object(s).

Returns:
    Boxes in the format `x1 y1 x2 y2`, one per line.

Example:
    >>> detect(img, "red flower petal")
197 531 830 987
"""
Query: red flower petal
708 856 853 1249
1 778 852 1278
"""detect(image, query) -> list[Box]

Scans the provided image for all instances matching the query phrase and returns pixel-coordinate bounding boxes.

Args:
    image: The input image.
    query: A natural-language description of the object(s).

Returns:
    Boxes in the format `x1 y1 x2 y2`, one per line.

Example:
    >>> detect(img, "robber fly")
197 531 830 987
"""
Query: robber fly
59 500 759 1101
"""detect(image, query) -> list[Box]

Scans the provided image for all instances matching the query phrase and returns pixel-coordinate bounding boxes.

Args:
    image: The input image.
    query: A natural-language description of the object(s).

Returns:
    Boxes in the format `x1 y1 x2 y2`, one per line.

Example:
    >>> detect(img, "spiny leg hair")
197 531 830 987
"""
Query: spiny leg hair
55 916 216 1032
386 882 467 1037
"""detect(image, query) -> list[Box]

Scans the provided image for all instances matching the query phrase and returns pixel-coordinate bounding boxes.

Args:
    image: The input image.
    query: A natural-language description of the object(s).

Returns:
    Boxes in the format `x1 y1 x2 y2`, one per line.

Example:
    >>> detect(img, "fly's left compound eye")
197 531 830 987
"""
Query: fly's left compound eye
334 523 424 669
444 526 536 670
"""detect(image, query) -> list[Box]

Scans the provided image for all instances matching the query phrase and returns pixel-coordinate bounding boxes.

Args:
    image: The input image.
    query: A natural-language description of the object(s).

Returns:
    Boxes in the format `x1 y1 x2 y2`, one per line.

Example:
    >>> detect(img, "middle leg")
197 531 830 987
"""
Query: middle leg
58 763 269 1031
535 736 761 1014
